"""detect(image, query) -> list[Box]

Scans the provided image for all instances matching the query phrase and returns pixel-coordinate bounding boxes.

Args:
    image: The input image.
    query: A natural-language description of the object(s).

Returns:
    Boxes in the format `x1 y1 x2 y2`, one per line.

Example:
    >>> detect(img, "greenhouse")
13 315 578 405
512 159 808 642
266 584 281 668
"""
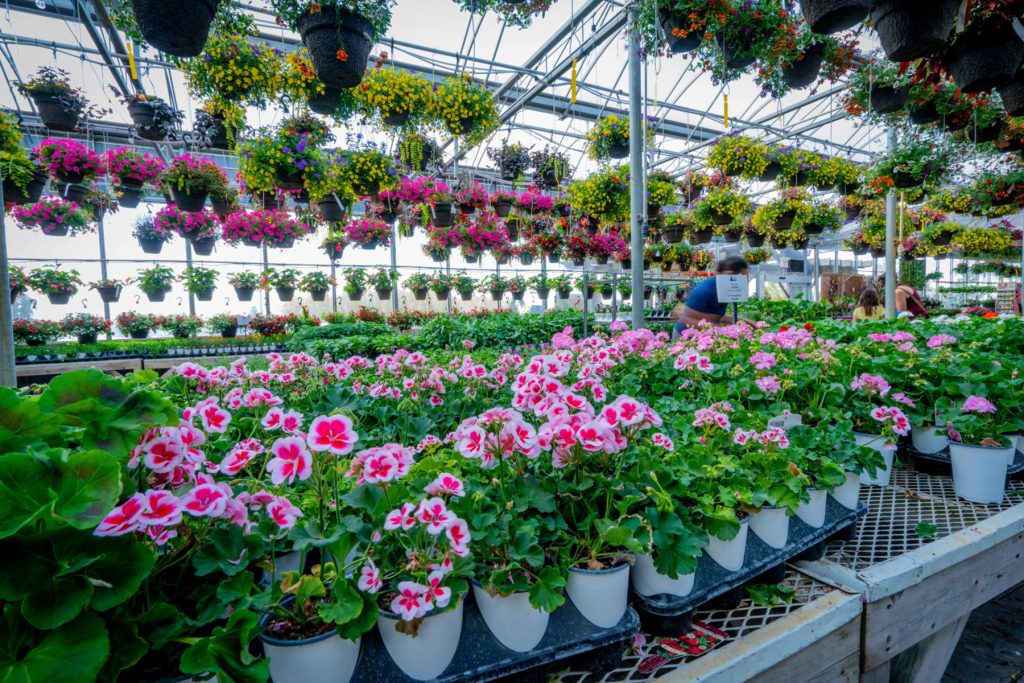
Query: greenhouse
1 0 1024 681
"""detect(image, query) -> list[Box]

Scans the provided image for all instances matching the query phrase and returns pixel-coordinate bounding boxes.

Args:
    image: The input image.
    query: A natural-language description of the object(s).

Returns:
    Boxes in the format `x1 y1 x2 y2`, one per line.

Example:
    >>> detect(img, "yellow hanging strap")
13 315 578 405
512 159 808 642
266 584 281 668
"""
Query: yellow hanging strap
723 94 729 128
127 41 138 81
571 57 578 104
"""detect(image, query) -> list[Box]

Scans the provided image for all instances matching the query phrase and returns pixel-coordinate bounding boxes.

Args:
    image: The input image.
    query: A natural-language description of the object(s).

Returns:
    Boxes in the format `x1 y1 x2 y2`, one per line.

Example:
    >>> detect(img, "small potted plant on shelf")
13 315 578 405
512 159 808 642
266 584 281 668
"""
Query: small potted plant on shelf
228 270 262 302
206 313 241 338
344 216 392 249
17 68 103 131
8 265 29 301
429 272 454 299
31 138 105 184
114 311 160 339
161 313 203 339
28 267 82 305
162 153 227 211
12 197 93 237
135 264 176 302
404 272 433 301
342 267 368 301
12 319 62 346
103 147 165 208
132 214 174 254
180 266 219 301
264 267 301 301
944 396 1016 504
299 271 336 302
532 145 572 187
487 142 533 182
367 268 399 300
453 272 476 301
88 277 126 303
60 312 110 344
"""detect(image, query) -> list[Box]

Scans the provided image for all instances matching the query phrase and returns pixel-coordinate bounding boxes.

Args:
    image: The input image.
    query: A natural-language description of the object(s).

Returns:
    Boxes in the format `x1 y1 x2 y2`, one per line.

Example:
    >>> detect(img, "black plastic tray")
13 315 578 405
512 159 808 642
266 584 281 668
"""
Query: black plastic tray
632 498 866 635
349 593 639 683
904 444 1024 480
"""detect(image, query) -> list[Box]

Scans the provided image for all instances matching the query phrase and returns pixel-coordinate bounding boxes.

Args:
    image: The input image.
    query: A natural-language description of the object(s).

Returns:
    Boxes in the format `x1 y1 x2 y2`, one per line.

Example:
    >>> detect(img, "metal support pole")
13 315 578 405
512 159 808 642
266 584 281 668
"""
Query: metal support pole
0 170 14 387
813 246 820 302
446 256 452 315
330 260 338 313
389 223 399 312
184 240 196 316
582 267 589 337
627 8 645 330
262 245 271 315
611 271 618 323
96 212 111 337
884 128 897 318
540 258 548 311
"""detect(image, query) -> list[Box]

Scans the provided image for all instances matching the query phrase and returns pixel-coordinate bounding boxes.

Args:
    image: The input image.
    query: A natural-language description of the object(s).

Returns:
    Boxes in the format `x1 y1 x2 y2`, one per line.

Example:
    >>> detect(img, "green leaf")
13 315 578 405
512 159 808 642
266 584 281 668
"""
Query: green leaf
192 526 265 577
179 608 269 683
746 583 797 607
0 452 55 539
318 581 363 626
54 450 122 529
83 537 155 611
333 588 378 642
0 605 109 683
98 620 149 682
915 522 938 540
20 577 93 631
528 566 566 613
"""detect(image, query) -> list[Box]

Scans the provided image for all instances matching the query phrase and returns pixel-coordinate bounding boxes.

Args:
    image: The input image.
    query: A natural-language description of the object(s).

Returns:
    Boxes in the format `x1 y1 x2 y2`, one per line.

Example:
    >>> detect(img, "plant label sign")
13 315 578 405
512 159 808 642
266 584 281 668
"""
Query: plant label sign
715 274 749 303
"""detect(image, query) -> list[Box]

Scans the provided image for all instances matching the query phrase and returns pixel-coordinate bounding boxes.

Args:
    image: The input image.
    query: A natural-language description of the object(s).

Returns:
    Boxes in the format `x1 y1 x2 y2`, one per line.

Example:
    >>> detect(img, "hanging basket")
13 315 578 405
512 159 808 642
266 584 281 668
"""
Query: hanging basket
717 34 756 69
945 21 1024 94
907 101 939 125
608 142 629 159
413 289 428 301
138 236 165 254
46 292 72 305
194 287 215 302
781 43 826 90
708 211 732 227
662 226 684 243
276 286 295 302
773 210 797 231
797 0 871 34
432 203 455 228
870 0 959 62
746 234 766 247
660 10 702 53
3 171 48 205
130 0 220 57
31 93 80 132
118 186 142 209
383 110 411 127
966 120 1005 144
309 86 345 115
317 197 348 223
374 287 393 300
96 285 121 303
998 74 1024 117
869 85 909 114
171 187 208 212
145 289 169 303
346 287 364 301
493 201 512 217
459 290 474 301
309 288 328 302
297 6 374 89
234 286 255 302
190 237 216 256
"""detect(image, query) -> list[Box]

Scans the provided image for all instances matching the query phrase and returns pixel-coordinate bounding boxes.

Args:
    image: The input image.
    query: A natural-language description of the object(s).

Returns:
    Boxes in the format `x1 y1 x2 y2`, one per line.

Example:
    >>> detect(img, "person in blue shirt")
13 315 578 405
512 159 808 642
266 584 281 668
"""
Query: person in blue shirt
673 256 749 337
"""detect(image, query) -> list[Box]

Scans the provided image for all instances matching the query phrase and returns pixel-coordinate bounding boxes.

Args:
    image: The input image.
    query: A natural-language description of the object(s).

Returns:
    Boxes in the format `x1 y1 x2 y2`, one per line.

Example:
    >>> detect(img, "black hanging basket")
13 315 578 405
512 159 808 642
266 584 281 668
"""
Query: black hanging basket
97 285 121 303
870 0 959 62
432 203 455 228
145 289 169 303
663 227 685 243
660 10 702 53
493 201 512 217
309 288 328 302
459 290 473 301
47 292 72 305
541 167 564 188
869 85 909 114
746 234 766 247
966 120 1004 144
297 6 374 89
535 288 550 300
433 287 451 299
309 86 345 115
128 101 158 127
276 287 295 302
130 0 220 57
383 110 411 127
119 187 142 209
220 326 238 339
235 286 255 302
892 171 922 188
797 0 871 34
759 163 782 182
347 288 364 302
3 171 47 205
171 187 208 212
138 236 165 254
413 290 428 301
190 237 216 256
773 210 797 231
317 197 348 223
194 287 215 302
999 75 1024 117
907 101 939 125
709 211 732 227
944 21 1024 94
374 287 393 300
31 93 80 132
549 253 561 264
557 289 570 300
717 34 756 69
608 142 629 159
512 291 525 302
130 330 150 340
77 333 98 345
782 43 826 90
519 253 534 266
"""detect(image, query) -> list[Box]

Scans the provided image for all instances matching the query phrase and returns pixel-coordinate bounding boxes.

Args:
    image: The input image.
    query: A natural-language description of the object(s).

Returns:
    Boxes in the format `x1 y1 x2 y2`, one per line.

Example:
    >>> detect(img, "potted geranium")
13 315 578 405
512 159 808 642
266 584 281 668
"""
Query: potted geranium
344 217 392 250
32 138 105 184
228 270 262 301
299 271 336 302
453 272 476 301
180 266 219 301
551 274 572 300
206 313 240 338
104 147 165 208
161 313 203 339
944 396 1015 504
265 268 301 301
12 197 93 237
60 312 110 344
342 267 368 301
115 311 160 339
585 114 631 160
28 267 81 305
368 268 399 300
8 265 29 302
323 230 348 262
506 275 527 301
135 264 176 302
528 274 552 300
429 272 454 299
479 274 508 302
13 318 63 346
17 67 99 131
132 214 174 254
155 206 220 255
404 272 432 301
89 277 126 303
848 372 911 486
162 153 226 211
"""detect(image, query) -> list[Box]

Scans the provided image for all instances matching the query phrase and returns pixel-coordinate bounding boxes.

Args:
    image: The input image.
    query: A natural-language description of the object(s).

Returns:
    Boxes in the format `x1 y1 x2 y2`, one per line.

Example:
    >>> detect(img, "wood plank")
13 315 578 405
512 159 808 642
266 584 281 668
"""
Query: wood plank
860 662 890 683
142 355 243 370
861 528 1024 669
751 615 860 683
887 614 968 683
16 358 142 377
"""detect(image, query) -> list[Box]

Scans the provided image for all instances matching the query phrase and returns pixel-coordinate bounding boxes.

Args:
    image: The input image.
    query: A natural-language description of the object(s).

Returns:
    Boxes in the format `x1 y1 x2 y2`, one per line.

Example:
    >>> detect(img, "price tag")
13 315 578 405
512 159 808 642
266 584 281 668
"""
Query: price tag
237 315 253 327
715 274 749 303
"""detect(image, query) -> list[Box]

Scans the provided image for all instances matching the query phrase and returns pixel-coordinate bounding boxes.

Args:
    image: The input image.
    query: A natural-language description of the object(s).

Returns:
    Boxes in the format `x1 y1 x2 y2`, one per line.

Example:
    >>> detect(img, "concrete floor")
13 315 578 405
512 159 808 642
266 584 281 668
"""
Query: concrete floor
943 582 1024 682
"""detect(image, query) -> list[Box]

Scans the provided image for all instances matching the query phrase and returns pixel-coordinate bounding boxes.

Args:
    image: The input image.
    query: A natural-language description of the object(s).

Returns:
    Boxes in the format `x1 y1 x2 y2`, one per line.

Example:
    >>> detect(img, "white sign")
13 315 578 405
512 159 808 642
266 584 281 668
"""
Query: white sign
715 274 749 303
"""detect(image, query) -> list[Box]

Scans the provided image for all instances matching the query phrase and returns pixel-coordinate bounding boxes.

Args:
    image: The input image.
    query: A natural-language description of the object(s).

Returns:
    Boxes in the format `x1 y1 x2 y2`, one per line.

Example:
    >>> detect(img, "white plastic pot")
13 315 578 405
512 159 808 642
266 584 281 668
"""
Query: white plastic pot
1009 434 1022 464
854 432 896 487
260 630 360 683
911 424 946 454
796 488 828 528
631 553 696 597
832 471 861 509
705 517 749 571
378 601 463 681
262 550 303 585
471 584 549 652
949 440 1012 504
749 506 790 549
566 562 630 628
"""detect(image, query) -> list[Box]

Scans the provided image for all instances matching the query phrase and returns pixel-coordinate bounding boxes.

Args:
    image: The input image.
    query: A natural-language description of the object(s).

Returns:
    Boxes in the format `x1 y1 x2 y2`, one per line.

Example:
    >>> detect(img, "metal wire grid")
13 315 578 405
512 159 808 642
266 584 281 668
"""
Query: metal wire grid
821 465 1024 572
553 571 834 683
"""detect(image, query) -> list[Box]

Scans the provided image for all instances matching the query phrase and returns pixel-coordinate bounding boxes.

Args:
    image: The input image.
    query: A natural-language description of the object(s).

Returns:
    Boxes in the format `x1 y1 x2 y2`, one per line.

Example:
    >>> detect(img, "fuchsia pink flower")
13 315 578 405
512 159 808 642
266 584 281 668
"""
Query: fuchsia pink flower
425 473 466 497
266 437 313 485
358 560 382 593
926 334 956 348
962 396 997 414
307 414 358 455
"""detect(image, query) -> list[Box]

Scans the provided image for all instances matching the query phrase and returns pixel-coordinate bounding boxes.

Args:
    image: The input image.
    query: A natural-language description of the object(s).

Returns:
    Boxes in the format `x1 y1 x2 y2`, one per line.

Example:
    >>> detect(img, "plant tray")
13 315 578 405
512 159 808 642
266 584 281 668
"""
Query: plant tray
904 444 1024 479
348 597 639 683
632 498 866 635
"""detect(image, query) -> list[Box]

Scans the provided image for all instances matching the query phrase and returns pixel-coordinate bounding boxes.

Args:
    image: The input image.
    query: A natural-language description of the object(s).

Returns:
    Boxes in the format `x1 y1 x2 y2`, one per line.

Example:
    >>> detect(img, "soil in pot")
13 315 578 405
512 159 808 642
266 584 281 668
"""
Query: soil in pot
171 187 208 212
297 6 373 89
130 0 220 57
798 0 871 34
869 85 909 114
781 43 826 90
261 616 360 683
31 93 80 132
870 0 959 62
